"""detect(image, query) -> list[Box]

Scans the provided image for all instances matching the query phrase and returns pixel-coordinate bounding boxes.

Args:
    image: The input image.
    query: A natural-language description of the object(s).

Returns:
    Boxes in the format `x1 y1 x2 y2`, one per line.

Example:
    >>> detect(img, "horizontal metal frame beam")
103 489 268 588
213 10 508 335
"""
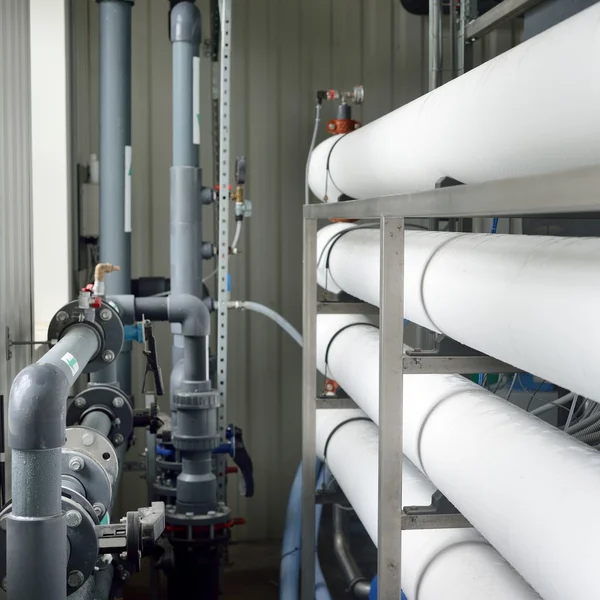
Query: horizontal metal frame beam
316 397 358 409
303 165 600 221
403 355 520 374
465 0 546 40
401 512 472 531
317 302 379 315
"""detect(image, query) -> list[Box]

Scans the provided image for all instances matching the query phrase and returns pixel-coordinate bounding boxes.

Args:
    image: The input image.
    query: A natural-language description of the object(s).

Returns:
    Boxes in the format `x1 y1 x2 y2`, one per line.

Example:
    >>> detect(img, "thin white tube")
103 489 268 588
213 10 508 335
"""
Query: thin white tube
316 409 539 600
317 315 600 600
228 300 303 347
231 220 243 250
317 223 600 401
308 5 600 201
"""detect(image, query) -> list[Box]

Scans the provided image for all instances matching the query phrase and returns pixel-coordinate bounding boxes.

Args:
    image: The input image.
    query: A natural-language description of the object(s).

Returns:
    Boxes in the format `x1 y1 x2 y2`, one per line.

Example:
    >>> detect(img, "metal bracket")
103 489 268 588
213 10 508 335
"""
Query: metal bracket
402 491 472 531
5 326 48 361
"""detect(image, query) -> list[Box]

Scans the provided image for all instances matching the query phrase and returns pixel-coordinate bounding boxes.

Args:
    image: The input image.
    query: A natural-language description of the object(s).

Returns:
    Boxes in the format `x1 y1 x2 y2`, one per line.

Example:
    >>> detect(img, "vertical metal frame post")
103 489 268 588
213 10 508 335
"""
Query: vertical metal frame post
429 0 443 90
216 0 232 503
377 217 405 600
301 218 318 600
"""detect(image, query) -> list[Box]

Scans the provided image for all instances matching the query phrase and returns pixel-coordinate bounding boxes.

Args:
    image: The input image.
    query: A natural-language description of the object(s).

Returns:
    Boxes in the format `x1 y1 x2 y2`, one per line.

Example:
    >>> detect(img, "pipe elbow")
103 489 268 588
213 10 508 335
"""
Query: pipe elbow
8 363 69 450
170 2 202 44
168 294 211 337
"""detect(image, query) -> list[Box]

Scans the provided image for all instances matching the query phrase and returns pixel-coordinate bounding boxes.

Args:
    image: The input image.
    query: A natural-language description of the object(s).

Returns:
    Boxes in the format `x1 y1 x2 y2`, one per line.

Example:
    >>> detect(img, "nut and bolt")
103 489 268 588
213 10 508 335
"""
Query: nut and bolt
99 308 112 321
102 350 115 363
74 397 86 409
112 397 124 408
185 512 194 517
66 510 82 528
67 570 85 588
1 576 6 591
82 432 95 446
207 511 217 517
93 503 106 518
56 311 69 323
69 456 85 472
0 518 6 531
113 433 124 445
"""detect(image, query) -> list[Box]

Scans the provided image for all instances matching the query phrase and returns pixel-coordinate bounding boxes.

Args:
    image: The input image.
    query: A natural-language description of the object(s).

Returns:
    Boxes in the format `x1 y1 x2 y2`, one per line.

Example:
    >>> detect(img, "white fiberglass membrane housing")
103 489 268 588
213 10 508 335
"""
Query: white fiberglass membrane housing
315 409 539 600
317 222 600 402
316 315 600 600
307 4 600 202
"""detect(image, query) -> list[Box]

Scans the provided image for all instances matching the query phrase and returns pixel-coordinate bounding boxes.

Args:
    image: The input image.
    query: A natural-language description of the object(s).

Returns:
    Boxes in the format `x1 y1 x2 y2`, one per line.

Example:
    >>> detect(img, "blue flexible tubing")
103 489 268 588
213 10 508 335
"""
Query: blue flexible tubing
280 461 332 600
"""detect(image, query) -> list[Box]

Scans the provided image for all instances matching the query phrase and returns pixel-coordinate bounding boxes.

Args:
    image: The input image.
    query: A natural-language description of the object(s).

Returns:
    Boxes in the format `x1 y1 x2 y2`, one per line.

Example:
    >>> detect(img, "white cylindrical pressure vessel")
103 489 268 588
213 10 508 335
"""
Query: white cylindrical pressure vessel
308 5 600 201
317 223 600 402
317 315 600 600
316 408 540 600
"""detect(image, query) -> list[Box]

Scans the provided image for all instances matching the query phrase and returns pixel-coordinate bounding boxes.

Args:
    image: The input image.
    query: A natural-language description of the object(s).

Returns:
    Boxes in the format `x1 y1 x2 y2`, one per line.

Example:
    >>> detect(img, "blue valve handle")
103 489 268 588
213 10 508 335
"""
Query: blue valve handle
124 323 144 344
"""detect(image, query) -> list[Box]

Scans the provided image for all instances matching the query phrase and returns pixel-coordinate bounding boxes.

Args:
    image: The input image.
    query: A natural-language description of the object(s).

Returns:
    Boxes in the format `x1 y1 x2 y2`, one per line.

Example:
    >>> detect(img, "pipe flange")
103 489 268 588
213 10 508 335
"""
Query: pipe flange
63 496 99 594
67 385 133 445
61 486 100 525
48 300 124 374
62 448 112 516
0 497 99 597
172 390 220 409
165 504 231 526
171 434 220 452
66 426 119 488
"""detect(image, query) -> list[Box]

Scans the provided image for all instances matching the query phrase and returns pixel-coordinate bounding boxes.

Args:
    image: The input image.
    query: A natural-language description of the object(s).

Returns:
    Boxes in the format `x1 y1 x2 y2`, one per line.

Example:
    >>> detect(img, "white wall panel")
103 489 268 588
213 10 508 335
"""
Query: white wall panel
71 0 515 540
0 0 34 498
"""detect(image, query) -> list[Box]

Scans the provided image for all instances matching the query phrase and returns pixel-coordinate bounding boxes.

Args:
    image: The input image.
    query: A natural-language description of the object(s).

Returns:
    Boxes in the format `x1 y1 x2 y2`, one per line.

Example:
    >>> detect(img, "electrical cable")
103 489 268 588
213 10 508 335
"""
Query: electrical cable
305 103 322 205
522 375 548 412
505 373 518 402
564 395 579 431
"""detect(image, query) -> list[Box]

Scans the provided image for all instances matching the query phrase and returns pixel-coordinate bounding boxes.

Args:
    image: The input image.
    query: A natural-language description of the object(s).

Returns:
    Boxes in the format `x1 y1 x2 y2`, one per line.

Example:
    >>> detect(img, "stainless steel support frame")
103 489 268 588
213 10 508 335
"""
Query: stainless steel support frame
465 0 546 40
301 164 600 600
428 0 443 90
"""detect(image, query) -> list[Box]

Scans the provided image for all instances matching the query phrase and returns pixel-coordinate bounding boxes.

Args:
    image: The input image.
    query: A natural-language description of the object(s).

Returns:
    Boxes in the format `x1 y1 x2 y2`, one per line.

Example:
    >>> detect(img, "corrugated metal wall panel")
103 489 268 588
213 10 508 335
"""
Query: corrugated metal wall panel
71 0 514 540
0 0 34 497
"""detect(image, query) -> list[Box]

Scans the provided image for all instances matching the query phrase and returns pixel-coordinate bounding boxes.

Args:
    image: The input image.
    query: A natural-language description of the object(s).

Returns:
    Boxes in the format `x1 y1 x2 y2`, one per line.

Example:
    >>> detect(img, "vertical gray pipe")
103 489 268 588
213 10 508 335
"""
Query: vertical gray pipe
170 1 203 423
8 325 100 600
429 0 443 91
95 0 133 392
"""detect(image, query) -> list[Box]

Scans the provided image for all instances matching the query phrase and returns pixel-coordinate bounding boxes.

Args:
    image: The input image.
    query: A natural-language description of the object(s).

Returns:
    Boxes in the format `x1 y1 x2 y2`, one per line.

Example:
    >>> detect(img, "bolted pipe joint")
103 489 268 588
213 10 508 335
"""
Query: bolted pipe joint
170 1 202 44
8 363 69 451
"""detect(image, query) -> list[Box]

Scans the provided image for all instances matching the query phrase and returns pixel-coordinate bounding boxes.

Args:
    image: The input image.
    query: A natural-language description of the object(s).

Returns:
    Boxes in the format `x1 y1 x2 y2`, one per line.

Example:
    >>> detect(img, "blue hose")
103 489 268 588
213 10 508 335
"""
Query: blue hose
280 462 332 600
490 217 499 234
369 576 407 600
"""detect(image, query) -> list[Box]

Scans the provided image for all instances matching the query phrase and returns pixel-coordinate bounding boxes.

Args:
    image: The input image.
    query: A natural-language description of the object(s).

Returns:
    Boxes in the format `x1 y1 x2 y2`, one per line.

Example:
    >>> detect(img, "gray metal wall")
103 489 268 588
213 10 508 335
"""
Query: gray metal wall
71 0 515 540
0 0 34 497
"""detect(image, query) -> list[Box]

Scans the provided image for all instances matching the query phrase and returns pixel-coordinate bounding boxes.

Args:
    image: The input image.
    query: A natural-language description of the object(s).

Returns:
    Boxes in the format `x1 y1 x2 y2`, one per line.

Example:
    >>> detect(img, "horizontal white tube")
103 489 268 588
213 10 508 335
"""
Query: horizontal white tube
317 315 600 600
308 5 600 202
316 409 539 600
317 223 600 401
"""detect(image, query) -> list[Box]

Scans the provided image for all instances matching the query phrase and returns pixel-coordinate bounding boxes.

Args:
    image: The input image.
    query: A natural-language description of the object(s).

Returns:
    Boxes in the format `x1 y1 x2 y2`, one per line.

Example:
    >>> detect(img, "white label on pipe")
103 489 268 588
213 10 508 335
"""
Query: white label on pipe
193 56 200 145
61 352 79 376
124 145 132 232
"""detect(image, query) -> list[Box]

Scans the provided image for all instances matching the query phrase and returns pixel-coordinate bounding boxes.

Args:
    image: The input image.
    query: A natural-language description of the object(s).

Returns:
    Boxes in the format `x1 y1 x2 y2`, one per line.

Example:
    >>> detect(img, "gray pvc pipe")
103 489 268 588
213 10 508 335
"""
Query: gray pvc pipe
94 0 133 393
81 410 113 439
171 2 201 167
8 324 100 600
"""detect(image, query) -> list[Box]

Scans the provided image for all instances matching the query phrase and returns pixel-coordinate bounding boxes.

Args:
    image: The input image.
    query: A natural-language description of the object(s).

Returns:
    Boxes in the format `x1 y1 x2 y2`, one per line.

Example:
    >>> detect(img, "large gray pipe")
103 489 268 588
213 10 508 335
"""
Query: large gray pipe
169 1 204 438
94 0 133 392
8 325 100 600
